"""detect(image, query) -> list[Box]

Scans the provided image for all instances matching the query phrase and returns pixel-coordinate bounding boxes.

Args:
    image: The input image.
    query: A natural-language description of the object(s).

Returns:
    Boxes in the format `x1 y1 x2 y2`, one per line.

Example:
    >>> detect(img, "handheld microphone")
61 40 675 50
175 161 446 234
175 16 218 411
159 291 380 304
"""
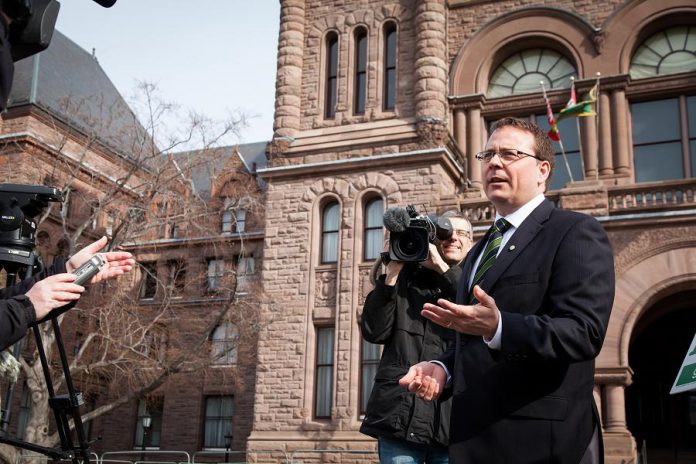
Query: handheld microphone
383 207 411 233
72 254 107 286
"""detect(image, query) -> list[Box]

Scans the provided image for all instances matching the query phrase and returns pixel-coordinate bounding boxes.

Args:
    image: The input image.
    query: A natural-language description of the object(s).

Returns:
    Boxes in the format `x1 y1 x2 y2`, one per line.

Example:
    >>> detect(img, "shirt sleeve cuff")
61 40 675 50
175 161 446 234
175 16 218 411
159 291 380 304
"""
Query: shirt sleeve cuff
483 310 502 350
430 360 451 385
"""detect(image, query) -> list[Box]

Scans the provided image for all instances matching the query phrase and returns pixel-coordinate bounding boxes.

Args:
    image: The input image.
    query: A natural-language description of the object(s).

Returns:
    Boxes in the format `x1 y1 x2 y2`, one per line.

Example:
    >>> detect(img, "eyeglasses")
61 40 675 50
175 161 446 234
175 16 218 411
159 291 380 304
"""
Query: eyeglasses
452 229 472 240
475 148 543 164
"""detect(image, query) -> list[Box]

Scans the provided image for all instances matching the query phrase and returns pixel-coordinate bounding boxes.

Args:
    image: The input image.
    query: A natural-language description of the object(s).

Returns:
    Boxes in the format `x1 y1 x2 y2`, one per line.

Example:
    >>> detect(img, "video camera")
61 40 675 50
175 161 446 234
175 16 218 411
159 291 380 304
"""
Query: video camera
0 183 62 266
0 0 117 110
383 205 453 262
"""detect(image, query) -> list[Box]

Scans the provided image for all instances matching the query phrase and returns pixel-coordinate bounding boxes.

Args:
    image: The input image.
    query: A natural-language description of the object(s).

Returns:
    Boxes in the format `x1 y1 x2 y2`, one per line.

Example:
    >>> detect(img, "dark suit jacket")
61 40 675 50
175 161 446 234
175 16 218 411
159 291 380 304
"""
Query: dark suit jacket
440 199 614 464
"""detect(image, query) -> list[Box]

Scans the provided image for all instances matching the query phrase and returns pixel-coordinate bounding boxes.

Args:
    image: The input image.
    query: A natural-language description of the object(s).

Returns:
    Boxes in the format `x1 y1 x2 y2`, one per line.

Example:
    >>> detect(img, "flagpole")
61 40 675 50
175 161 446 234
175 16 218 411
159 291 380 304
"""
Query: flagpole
540 81 574 183
594 72 601 181
571 77 587 181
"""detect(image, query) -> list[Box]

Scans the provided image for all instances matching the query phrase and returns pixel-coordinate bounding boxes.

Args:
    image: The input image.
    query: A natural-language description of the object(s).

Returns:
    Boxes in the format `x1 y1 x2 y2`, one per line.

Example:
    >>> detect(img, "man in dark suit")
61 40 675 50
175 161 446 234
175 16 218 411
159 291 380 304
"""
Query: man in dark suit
399 117 614 463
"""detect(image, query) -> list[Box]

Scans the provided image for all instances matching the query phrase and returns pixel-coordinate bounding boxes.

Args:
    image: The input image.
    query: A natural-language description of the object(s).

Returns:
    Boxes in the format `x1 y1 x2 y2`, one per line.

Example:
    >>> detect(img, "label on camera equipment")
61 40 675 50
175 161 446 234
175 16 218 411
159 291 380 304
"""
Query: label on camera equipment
72 254 106 286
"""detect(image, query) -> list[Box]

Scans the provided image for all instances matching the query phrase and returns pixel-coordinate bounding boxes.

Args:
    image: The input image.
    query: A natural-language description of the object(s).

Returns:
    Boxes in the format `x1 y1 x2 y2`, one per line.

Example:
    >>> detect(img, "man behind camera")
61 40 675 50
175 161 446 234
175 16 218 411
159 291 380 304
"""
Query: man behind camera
360 210 473 464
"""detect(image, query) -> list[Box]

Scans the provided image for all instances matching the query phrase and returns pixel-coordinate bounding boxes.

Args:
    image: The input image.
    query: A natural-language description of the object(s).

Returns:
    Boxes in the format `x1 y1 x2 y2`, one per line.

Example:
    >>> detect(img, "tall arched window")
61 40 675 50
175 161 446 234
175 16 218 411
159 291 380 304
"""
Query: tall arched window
321 201 340 263
630 26 696 79
383 22 397 111
325 32 339 119
488 48 576 98
363 198 383 260
354 27 368 115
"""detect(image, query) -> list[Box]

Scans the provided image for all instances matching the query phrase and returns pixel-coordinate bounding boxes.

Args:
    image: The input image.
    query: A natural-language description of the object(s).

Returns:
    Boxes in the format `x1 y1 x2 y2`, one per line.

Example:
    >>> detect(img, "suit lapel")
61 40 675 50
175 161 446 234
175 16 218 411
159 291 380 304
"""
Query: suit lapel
478 199 554 295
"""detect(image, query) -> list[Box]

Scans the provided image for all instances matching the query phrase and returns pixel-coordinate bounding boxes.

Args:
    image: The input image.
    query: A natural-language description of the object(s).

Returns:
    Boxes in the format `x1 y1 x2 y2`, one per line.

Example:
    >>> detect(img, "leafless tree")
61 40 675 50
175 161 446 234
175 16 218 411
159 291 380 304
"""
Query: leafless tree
0 82 266 464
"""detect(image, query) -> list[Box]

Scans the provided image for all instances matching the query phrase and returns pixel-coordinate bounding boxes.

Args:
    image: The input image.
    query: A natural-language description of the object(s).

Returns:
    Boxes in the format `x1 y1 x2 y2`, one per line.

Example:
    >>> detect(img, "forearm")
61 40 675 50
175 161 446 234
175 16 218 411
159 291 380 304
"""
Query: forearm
0 296 36 350
360 276 398 343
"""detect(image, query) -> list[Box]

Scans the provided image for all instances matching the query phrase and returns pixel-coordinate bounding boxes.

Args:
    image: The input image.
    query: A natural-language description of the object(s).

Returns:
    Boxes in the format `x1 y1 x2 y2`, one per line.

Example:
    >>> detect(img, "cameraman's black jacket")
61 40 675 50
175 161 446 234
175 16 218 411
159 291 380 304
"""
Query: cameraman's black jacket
0 257 69 350
360 263 461 448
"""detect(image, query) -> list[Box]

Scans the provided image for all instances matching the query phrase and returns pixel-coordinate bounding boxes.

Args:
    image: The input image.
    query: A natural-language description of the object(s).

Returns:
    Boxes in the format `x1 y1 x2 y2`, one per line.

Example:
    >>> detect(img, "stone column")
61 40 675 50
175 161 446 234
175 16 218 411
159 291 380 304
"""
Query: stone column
413 0 448 122
598 91 613 176
466 107 483 190
611 89 630 176
273 0 305 139
580 116 598 180
605 384 628 433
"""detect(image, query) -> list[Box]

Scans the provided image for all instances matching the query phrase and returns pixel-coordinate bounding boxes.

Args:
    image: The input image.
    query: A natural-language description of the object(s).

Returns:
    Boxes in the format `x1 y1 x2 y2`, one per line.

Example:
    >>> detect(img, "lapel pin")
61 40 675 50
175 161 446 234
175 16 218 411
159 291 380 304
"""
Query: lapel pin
508 245 516 251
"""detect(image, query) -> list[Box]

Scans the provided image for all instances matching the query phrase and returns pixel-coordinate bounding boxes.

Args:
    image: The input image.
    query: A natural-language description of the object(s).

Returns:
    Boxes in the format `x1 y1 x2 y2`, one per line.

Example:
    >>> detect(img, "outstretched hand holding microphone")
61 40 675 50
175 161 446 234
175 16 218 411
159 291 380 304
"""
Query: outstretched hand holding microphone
27 236 135 322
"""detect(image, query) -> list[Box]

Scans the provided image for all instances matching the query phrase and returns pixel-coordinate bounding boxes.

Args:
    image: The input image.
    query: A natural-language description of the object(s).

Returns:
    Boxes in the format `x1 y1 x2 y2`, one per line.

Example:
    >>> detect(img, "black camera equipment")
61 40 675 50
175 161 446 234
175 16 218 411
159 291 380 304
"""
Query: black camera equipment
383 205 453 262
0 184 94 464
0 0 117 110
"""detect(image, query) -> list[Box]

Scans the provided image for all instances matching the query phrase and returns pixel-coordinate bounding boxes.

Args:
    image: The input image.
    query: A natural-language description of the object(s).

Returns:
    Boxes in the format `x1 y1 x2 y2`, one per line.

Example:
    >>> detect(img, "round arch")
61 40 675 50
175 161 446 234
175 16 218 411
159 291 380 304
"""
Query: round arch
600 0 696 74
449 7 596 96
599 246 696 369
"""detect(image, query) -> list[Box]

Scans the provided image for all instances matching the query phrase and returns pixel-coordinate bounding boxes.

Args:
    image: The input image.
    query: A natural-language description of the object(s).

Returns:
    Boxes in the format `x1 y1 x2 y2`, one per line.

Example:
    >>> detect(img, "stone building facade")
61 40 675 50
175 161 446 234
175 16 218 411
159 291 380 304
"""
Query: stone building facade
250 0 696 463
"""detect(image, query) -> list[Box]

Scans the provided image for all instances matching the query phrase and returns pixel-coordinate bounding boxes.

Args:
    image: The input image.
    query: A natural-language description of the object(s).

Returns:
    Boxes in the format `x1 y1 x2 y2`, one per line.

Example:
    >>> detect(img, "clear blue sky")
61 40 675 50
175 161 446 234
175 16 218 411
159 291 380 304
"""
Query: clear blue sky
55 1 280 146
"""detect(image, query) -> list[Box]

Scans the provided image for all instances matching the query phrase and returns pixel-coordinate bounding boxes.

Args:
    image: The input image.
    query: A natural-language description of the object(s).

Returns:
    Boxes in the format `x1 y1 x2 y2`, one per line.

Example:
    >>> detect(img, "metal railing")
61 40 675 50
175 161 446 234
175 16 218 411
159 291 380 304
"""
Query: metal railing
288 449 374 464
192 449 289 464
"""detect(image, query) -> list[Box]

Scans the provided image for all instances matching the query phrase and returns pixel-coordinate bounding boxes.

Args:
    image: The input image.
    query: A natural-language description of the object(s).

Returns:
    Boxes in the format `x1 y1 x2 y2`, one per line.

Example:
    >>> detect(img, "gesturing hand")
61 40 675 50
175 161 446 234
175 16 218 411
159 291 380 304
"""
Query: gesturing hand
26 274 84 321
421 285 500 339
66 236 135 284
398 361 446 401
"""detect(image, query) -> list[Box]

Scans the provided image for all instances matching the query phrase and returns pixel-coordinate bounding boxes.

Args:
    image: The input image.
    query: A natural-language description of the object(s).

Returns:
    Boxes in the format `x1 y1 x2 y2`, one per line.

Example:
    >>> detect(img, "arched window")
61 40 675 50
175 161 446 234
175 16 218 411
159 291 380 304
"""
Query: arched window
363 198 383 260
354 27 368 115
488 48 576 98
321 201 340 263
325 32 339 119
630 26 696 79
383 22 397 111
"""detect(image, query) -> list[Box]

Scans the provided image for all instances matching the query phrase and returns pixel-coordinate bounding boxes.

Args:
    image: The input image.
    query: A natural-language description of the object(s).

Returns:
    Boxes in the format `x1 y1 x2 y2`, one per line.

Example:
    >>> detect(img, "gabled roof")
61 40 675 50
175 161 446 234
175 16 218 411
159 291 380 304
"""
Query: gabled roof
170 141 268 199
7 30 156 159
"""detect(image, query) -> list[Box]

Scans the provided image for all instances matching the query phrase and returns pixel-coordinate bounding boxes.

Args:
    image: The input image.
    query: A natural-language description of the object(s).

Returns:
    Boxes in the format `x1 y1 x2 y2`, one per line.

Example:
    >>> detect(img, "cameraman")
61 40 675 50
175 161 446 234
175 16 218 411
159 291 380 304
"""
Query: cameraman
0 236 135 350
360 211 473 464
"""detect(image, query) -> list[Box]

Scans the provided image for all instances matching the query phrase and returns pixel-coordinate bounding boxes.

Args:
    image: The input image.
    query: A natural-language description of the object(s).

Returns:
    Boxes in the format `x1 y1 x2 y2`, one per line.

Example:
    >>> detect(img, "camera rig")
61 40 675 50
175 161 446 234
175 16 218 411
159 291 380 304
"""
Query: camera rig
387 205 453 262
0 184 94 464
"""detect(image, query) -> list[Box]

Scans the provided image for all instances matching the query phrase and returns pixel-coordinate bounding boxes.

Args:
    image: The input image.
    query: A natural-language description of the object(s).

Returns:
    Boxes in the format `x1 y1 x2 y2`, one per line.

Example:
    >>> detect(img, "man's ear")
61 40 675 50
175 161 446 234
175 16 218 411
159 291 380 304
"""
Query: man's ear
538 160 551 186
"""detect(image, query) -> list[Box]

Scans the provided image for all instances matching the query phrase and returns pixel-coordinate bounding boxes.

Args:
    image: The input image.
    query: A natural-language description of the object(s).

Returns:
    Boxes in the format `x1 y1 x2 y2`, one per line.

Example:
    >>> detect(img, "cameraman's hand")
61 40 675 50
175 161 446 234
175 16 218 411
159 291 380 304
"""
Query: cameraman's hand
26 274 84 321
421 243 449 274
384 261 404 286
66 236 135 284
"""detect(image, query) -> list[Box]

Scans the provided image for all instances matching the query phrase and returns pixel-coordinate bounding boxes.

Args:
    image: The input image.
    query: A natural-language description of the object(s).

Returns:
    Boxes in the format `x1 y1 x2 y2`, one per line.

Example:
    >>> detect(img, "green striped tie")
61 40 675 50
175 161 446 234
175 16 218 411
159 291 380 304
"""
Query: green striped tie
468 218 512 304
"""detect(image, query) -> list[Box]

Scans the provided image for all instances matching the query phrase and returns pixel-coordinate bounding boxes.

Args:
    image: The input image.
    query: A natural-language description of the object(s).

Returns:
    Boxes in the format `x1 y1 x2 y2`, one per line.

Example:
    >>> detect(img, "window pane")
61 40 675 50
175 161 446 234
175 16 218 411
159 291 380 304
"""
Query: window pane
488 49 576 98
204 396 234 448
364 199 384 260
355 73 366 114
632 99 680 145
384 25 397 110
322 203 340 263
361 339 380 413
384 69 396 109
385 27 396 68
222 211 233 233
315 328 334 418
634 141 684 183
688 96 696 137
536 113 582 188
356 32 367 71
365 199 383 227
631 27 696 78
550 152 583 190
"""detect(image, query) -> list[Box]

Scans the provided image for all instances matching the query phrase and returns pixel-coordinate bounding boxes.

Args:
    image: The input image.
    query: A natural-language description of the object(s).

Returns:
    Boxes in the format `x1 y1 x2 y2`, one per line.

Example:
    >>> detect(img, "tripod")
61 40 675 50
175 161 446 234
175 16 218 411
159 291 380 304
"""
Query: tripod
0 248 92 464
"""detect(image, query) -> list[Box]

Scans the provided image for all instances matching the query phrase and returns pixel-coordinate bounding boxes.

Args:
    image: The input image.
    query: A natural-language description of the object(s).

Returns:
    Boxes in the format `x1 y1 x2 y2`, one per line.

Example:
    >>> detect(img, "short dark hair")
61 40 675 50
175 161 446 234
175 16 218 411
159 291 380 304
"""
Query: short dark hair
489 117 555 187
